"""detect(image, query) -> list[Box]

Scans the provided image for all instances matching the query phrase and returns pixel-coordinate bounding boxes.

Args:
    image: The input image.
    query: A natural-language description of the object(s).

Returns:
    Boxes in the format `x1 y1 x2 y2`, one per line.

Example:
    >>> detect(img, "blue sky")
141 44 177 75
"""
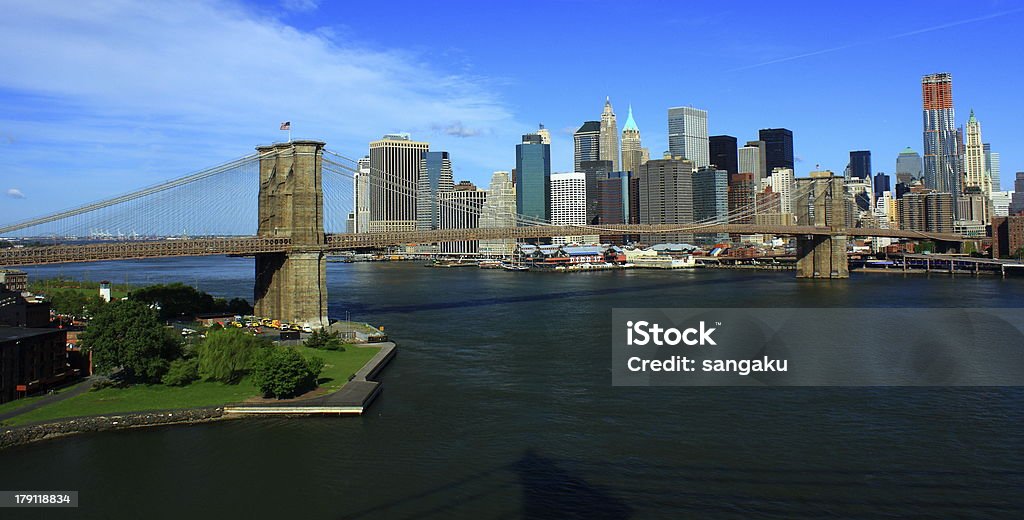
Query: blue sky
1 0 1022 224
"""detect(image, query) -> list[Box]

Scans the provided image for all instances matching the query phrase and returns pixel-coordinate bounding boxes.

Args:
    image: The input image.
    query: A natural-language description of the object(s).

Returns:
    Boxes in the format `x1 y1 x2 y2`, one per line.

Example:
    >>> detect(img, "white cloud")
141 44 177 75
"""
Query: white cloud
6 188 25 199
281 0 319 12
0 1 521 221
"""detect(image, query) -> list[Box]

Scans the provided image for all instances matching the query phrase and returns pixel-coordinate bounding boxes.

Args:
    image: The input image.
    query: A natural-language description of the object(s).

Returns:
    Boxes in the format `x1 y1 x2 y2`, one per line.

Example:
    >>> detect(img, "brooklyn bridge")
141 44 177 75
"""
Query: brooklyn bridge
0 140 966 327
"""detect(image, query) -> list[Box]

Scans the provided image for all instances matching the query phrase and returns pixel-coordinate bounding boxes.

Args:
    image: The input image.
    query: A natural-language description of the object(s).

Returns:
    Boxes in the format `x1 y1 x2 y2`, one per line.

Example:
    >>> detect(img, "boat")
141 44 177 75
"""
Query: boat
501 263 530 271
478 260 502 269
426 260 477 268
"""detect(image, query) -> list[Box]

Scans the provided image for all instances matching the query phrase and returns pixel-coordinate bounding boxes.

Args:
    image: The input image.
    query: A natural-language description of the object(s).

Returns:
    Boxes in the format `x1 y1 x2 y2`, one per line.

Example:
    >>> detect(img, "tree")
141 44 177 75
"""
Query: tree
129 283 253 320
45 288 106 318
250 348 324 399
304 328 346 351
80 300 181 382
162 358 200 386
196 328 269 383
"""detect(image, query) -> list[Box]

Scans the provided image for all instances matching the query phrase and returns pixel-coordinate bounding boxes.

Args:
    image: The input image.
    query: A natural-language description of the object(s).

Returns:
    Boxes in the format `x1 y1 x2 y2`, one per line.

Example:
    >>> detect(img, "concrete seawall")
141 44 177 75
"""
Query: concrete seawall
223 341 397 416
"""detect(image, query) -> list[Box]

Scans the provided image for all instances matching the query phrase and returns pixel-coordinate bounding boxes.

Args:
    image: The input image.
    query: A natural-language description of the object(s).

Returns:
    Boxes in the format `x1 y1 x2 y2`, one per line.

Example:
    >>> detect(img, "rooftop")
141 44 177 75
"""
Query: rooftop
0 327 64 343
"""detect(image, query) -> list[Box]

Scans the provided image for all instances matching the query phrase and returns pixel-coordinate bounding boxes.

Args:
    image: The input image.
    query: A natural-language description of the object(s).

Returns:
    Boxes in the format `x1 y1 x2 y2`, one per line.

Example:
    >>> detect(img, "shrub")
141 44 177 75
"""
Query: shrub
162 358 200 386
251 347 324 399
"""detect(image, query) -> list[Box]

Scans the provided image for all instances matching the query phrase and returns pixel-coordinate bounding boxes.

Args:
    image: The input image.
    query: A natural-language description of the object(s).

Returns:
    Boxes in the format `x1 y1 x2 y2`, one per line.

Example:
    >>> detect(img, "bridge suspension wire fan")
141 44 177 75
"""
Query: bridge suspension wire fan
0 149 306 239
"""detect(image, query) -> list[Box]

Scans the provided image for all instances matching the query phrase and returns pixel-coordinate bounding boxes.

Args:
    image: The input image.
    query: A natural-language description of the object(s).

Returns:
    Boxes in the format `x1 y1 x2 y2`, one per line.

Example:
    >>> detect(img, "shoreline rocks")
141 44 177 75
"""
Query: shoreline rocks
1 407 229 450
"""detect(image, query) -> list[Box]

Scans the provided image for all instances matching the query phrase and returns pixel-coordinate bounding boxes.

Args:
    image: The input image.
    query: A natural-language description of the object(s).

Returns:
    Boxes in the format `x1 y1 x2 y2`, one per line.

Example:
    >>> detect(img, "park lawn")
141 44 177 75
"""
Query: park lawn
295 344 380 392
5 345 381 426
4 380 259 427
31 284 130 300
0 381 88 419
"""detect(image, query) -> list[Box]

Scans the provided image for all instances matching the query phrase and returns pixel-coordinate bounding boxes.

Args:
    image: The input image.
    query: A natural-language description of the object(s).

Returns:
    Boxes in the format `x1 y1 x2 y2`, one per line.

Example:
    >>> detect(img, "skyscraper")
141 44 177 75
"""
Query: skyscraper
667 106 709 167
848 150 871 180
580 160 613 225
770 167 795 215
438 182 486 254
479 171 517 256
758 128 794 174
369 133 429 232
599 98 619 171
516 132 551 223
536 124 551 145
738 141 767 180
597 171 640 245
551 172 593 244
709 135 738 176
573 121 601 172
728 173 757 224
1011 172 1024 215
985 143 1001 192
692 166 729 243
921 72 962 209
639 154 695 243
873 172 891 202
620 105 644 174
354 156 370 233
964 110 990 197
416 151 454 230
895 147 923 184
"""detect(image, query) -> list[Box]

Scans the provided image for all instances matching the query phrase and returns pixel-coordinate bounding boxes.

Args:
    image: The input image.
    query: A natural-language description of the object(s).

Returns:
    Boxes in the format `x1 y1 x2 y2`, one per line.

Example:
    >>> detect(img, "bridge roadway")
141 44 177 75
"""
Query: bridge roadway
0 225 965 266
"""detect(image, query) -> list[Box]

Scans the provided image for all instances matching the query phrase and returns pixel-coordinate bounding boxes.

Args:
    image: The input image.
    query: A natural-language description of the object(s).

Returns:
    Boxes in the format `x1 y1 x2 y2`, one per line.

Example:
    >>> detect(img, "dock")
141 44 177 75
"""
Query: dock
854 254 1024 277
223 341 396 416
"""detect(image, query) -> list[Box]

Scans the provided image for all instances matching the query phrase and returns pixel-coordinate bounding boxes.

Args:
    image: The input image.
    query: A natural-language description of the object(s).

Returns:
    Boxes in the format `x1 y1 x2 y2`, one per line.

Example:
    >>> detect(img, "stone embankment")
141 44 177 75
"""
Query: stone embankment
1 407 228 450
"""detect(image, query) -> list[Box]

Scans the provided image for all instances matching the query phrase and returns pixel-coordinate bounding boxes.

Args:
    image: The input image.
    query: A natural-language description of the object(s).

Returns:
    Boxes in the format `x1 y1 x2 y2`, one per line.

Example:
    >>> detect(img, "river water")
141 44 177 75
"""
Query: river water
2 258 1023 519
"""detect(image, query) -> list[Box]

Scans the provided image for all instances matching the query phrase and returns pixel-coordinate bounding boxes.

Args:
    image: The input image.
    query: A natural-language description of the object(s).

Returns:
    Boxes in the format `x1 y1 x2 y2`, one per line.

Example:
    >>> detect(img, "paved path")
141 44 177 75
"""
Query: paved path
0 378 98 423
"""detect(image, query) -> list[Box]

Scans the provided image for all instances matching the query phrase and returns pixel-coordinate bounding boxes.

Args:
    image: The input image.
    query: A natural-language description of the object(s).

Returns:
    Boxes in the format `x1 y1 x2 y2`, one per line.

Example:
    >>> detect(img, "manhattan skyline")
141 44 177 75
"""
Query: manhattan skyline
1 0 1022 224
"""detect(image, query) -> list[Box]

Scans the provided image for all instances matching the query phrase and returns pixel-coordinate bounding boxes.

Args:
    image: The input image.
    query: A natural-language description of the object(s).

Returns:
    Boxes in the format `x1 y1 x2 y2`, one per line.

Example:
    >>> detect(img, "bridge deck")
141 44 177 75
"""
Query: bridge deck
1 225 965 267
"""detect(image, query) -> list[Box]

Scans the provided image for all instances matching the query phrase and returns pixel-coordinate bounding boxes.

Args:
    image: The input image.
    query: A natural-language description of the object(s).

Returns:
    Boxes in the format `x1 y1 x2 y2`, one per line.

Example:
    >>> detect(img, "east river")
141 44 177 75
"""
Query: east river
2 258 1023 518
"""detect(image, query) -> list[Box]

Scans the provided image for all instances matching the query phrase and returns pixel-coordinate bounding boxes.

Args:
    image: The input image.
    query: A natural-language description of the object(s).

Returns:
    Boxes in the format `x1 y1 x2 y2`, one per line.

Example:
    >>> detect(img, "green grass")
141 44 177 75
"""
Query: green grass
296 345 379 392
30 280 131 300
3 345 381 427
0 381 88 419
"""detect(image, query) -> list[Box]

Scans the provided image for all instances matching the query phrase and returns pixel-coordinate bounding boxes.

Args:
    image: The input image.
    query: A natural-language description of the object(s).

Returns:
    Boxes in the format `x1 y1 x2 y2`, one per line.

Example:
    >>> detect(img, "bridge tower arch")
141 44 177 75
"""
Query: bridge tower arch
253 140 329 327
795 173 849 279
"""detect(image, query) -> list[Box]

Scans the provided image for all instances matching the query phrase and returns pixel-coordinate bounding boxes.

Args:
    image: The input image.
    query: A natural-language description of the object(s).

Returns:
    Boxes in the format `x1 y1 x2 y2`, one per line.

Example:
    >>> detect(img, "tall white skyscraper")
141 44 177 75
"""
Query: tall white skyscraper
738 141 766 179
770 167 795 215
369 133 429 232
600 97 619 171
667 106 709 167
964 110 990 197
354 156 371 233
550 172 596 244
620 105 643 174
479 171 517 256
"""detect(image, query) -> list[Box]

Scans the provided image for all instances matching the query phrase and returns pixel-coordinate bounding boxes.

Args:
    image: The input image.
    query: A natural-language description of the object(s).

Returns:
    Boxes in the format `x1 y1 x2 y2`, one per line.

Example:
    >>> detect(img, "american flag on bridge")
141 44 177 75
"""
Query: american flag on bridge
279 121 291 130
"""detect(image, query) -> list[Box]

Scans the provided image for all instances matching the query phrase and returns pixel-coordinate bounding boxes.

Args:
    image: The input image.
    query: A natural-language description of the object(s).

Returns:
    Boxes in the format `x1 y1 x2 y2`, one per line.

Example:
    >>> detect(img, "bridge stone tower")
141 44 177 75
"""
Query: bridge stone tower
795 173 849 279
253 140 329 327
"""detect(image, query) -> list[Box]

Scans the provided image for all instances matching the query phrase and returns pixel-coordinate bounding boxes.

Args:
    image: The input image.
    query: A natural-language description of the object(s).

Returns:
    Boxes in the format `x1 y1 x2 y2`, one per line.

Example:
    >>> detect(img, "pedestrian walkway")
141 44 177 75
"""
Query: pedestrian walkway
0 378 97 423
